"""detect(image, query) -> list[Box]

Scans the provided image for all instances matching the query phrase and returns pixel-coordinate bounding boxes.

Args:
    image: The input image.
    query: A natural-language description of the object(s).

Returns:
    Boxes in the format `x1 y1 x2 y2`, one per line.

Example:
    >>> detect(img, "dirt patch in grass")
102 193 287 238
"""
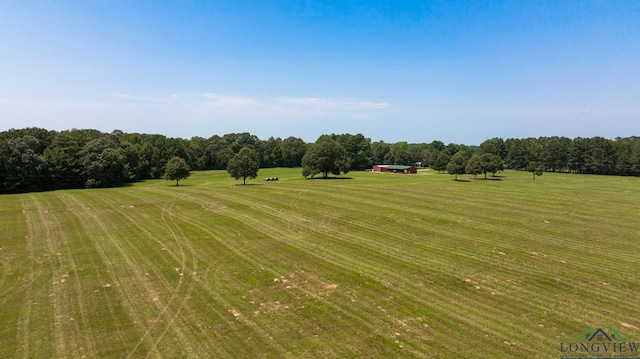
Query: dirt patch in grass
278 270 340 298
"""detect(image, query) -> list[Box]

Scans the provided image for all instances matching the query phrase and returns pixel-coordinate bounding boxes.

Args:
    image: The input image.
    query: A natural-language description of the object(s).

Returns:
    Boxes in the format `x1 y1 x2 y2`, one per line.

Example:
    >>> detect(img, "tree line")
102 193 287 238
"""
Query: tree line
0 128 308 193
1 127 639 193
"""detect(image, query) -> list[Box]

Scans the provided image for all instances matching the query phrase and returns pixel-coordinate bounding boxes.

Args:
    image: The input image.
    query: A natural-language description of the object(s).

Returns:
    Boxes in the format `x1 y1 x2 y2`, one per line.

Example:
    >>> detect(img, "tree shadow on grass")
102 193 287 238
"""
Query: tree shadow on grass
306 177 353 180
231 183 264 186
165 183 195 187
452 179 471 182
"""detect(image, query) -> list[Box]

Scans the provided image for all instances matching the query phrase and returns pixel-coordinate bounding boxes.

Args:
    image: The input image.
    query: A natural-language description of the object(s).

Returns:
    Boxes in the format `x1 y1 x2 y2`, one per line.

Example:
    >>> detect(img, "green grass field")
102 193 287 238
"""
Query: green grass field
1 168 640 358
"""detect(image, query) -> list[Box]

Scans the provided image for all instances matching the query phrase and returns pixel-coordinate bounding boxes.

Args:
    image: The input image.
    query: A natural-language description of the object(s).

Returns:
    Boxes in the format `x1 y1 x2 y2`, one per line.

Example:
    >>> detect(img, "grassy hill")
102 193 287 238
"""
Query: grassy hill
2 168 640 358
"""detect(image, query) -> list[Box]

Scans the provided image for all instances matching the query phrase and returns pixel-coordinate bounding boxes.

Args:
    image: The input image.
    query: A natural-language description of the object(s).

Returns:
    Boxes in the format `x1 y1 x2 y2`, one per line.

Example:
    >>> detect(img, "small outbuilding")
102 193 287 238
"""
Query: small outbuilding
372 165 417 174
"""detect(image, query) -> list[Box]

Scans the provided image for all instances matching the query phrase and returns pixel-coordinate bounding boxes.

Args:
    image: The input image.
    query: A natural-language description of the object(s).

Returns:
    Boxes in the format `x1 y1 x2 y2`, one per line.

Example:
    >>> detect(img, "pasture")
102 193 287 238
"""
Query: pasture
1 168 639 358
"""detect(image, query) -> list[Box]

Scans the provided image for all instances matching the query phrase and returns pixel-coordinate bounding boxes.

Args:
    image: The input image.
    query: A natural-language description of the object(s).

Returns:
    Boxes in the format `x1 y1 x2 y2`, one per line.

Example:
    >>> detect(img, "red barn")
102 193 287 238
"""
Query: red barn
372 165 417 174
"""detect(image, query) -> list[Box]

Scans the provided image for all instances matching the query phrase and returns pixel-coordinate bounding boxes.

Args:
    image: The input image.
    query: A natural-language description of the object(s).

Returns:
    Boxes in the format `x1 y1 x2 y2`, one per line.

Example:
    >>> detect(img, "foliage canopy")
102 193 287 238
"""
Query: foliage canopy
226 147 260 185
447 152 468 180
163 156 191 186
301 136 351 178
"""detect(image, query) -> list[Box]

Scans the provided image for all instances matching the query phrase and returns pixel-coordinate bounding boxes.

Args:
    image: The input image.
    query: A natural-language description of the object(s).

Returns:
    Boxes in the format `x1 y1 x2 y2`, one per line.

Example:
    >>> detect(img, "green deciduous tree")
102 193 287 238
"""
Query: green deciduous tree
447 152 468 180
227 147 260 185
384 141 413 165
163 156 191 186
527 162 544 180
81 133 140 188
281 136 307 167
371 141 390 165
332 133 373 170
479 153 504 179
0 135 46 192
505 138 528 170
301 136 351 178
477 137 507 160
465 154 483 179
432 151 450 173
261 136 284 168
44 130 92 189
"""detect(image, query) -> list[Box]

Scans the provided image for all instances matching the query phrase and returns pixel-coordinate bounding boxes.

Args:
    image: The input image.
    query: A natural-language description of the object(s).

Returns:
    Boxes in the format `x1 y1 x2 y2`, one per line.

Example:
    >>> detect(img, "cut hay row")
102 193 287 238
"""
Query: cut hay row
1 169 639 357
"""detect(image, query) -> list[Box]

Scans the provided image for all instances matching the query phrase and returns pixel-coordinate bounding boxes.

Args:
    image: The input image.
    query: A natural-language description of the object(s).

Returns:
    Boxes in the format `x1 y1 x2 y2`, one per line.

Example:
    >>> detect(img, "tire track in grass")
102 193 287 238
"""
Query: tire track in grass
0 201 32 309
15 194 76 358
14 194 81 358
180 188 445 356
88 188 233 357
58 192 146 355
141 187 293 356
71 190 200 357
129 187 283 356
153 187 383 356
15 195 42 359
117 189 242 357
140 193 200 357
62 192 161 355
32 194 98 358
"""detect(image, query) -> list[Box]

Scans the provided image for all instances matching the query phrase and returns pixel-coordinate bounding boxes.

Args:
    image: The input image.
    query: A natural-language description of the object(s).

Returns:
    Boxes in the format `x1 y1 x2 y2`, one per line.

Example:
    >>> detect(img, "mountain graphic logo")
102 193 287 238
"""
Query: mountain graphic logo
569 327 629 343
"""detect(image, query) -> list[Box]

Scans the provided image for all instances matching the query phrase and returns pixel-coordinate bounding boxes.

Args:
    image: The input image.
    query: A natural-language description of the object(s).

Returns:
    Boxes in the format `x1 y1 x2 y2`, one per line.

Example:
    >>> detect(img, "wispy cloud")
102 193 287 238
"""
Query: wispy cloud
103 92 391 119
275 96 390 110
200 93 262 108
196 93 390 120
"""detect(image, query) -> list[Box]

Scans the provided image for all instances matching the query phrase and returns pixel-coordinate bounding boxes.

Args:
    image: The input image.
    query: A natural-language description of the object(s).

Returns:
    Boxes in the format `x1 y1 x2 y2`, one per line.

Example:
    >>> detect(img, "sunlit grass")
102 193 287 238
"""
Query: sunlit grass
1 169 639 358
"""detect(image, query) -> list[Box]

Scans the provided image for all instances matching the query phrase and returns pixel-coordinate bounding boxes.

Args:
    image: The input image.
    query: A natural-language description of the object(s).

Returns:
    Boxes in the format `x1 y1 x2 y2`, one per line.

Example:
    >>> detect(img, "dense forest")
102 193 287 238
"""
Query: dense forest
1 127 639 193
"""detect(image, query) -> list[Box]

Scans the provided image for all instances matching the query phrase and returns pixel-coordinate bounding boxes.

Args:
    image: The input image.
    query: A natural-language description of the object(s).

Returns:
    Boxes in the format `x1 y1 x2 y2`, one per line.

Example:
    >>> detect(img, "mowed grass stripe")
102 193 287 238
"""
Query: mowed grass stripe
0 195 32 357
28 193 98 358
14 194 53 358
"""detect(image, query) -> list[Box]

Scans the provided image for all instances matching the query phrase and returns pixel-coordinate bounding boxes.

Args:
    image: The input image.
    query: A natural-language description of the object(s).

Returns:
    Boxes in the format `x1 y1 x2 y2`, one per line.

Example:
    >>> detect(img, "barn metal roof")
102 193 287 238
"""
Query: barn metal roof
375 165 414 170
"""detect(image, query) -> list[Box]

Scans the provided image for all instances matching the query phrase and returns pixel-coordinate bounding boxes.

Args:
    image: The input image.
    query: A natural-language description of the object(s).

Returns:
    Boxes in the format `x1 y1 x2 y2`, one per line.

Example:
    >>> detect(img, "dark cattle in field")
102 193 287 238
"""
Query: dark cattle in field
266 177 279 181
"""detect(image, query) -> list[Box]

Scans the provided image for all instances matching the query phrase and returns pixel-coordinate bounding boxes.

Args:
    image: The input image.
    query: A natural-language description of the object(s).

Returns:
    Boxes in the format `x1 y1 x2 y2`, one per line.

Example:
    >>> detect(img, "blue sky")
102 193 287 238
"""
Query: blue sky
1 1 638 144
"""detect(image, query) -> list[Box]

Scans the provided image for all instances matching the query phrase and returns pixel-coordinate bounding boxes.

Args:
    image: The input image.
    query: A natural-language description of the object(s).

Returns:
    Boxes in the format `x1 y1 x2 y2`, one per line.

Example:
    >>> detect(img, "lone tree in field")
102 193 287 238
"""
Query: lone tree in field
163 156 191 186
302 136 351 178
227 147 260 185
447 151 467 180
527 162 544 180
